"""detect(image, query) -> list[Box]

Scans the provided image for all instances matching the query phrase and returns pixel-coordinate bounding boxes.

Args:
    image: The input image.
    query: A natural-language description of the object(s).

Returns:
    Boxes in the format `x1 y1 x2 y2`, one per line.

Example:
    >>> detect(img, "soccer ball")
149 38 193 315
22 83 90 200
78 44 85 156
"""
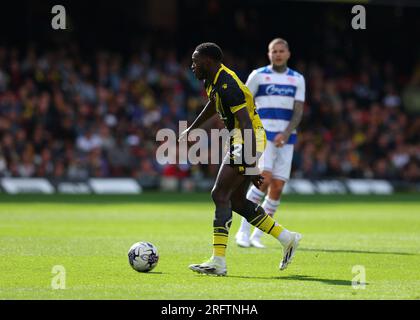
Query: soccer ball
128 241 159 272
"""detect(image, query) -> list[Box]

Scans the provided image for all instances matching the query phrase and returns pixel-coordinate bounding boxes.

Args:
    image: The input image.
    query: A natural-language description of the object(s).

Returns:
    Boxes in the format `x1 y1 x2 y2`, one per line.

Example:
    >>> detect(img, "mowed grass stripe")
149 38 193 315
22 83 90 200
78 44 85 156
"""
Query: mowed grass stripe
0 194 419 299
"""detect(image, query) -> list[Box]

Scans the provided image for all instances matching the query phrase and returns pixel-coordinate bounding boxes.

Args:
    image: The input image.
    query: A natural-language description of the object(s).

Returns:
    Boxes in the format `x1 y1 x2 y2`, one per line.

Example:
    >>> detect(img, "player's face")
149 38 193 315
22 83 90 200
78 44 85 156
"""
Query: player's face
191 51 207 80
268 43 290 67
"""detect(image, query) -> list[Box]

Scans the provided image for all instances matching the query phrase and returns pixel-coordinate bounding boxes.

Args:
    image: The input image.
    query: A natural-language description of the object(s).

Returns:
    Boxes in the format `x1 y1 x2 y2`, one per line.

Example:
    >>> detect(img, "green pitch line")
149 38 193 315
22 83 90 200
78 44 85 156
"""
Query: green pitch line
0 193 419 299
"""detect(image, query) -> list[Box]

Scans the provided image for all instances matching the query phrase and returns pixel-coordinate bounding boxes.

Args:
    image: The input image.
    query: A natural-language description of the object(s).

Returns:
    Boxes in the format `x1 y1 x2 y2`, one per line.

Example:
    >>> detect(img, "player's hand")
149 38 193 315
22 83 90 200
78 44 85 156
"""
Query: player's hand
274 132 289 147
251 174 264 189
178 128 190 142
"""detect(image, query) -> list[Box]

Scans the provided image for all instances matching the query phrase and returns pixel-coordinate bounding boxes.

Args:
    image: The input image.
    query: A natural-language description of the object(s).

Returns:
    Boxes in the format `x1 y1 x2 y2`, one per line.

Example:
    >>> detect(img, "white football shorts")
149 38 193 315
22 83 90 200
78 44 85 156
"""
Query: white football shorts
258 140 294 182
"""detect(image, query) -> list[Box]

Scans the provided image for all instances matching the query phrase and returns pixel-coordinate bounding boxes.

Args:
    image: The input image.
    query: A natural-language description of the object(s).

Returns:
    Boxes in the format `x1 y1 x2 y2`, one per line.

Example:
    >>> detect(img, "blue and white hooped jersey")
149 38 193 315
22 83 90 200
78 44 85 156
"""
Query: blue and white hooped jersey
246 65 305 144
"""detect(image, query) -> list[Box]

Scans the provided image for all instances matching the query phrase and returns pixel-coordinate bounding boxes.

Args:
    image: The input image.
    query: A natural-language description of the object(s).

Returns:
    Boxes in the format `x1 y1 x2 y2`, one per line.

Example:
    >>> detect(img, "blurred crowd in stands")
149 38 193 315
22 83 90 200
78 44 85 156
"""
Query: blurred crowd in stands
0 44 419 184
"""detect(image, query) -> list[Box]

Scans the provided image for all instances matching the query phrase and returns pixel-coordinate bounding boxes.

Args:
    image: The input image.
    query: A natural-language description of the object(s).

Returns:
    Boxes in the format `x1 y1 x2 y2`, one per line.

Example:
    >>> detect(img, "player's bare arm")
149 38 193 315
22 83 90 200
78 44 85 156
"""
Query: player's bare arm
235 108 264 188
178 99 216 142
235 107 257 164
274 100 304 147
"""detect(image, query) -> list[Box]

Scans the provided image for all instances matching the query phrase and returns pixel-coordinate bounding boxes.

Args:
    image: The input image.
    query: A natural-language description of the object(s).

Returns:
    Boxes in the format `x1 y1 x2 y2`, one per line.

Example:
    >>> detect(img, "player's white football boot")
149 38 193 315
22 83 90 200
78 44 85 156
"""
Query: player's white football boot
280 232 302 270
250 237 266 249
235 231 251 248
189 257 227 276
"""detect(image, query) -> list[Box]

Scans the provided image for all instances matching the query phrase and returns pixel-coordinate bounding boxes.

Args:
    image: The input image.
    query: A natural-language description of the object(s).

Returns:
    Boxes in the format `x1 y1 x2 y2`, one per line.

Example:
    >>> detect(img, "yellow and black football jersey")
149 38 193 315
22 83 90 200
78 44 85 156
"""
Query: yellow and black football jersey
205 64 266 153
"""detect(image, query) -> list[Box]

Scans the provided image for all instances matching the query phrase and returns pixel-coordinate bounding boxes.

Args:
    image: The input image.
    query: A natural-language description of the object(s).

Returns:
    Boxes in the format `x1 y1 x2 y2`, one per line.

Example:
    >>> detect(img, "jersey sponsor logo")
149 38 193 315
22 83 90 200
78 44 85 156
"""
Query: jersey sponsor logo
255 84 296 98
266 84 295 96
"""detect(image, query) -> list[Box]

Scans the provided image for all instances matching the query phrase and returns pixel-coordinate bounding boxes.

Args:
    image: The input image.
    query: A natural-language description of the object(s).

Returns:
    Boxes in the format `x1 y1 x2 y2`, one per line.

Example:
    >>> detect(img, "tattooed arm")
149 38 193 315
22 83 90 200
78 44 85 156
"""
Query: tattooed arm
274 100 304 147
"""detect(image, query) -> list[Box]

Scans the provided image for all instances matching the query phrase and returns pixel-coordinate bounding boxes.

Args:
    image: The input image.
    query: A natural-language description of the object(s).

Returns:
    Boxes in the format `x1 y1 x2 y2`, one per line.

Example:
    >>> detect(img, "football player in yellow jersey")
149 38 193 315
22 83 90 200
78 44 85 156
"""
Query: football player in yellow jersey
179 43 301 276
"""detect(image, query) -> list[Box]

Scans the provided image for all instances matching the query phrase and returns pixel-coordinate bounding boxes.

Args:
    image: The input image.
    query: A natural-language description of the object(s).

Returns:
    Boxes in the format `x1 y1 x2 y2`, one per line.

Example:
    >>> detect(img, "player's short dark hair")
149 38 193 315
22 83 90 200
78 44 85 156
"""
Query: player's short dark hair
195 42 223 62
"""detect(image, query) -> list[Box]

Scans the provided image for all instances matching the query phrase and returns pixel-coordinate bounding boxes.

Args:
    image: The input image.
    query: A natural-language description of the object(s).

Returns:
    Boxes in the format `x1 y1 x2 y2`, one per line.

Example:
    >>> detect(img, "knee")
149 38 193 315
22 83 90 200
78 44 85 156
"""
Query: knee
260 171 272 191
211 187 230 206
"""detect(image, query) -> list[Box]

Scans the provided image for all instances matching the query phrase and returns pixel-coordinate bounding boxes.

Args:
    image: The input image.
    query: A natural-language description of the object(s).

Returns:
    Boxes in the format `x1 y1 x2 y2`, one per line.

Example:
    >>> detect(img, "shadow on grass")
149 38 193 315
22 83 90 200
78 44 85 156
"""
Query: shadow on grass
228 274 359 286
141 271 164 275
300 247 418 256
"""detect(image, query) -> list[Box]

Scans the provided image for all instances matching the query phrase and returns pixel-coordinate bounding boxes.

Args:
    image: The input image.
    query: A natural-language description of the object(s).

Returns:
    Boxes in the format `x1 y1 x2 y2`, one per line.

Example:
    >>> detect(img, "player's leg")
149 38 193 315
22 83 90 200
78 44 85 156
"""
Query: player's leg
249 178 285 247
265 178 286 215
189 161 248 276
230 170 301 271
235 170 272 247
250 144 294 248
235 141 275 247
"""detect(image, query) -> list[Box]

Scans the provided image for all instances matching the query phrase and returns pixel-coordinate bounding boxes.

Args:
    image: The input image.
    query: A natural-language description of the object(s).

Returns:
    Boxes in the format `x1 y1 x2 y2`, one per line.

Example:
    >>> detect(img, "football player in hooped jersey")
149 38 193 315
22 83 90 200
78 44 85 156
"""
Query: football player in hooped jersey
236 38 306 249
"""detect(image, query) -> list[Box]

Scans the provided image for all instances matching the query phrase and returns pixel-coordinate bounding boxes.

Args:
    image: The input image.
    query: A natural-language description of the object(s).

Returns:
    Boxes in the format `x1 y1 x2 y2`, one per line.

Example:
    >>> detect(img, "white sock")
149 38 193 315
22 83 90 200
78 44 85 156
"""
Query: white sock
238 217 251 236
277 229 292 247
246 186 265 204
237 186 266 236
251 197 281 241
262 197 280 217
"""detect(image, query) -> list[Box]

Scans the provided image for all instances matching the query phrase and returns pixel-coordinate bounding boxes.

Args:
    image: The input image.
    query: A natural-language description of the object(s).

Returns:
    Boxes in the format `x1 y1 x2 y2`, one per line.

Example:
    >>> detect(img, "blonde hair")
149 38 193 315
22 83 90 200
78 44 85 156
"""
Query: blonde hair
268 38 289 51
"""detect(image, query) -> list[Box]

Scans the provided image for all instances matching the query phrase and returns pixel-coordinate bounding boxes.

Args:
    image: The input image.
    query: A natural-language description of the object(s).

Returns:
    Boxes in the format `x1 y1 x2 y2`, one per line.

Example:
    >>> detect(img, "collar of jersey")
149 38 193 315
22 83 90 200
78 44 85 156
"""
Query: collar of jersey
212 64 225 85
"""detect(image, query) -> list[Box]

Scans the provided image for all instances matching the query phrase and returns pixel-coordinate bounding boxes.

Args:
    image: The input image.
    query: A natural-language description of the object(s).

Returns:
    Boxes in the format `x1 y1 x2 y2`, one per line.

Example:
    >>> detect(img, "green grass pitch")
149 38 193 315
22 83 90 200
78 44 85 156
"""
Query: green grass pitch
0 193 419 300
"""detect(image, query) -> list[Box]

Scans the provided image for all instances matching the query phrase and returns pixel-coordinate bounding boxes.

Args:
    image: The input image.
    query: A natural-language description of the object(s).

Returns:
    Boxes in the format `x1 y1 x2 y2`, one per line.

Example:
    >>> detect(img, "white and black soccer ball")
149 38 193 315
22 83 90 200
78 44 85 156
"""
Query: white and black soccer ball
128 241 159 272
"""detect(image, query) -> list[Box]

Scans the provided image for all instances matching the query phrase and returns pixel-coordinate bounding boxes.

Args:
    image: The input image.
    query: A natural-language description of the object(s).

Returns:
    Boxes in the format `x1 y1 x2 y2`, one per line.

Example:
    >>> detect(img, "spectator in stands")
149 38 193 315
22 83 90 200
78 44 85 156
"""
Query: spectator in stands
0 45 418 184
